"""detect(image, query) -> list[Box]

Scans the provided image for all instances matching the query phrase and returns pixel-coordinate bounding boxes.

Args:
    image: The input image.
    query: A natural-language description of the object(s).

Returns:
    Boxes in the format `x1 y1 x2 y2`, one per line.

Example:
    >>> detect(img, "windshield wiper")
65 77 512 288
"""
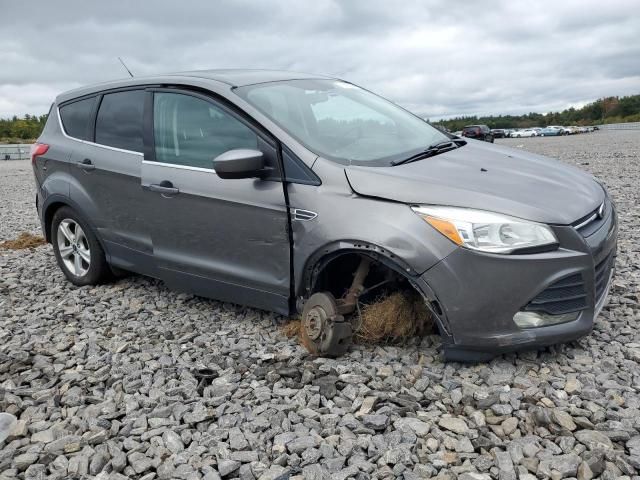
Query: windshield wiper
391 138 467 166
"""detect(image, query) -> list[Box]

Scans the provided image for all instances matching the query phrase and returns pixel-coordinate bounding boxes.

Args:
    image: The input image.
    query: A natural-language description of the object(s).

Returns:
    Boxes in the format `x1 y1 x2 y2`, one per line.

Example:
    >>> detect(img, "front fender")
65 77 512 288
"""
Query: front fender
289 159 458 301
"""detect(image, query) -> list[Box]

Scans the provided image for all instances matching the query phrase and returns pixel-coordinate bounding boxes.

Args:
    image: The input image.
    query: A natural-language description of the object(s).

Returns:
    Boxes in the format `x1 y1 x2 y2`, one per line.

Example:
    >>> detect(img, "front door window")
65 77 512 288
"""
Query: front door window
153 92 258 169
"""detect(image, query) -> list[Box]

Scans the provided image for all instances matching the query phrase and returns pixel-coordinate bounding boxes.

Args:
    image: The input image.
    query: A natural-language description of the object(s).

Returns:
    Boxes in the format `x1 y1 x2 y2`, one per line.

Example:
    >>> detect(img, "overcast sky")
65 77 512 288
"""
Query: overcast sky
1 0 638 120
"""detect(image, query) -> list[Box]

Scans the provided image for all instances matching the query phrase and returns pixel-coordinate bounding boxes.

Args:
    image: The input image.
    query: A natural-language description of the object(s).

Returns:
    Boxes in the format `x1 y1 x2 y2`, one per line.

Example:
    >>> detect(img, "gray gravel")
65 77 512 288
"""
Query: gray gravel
1 130 639 479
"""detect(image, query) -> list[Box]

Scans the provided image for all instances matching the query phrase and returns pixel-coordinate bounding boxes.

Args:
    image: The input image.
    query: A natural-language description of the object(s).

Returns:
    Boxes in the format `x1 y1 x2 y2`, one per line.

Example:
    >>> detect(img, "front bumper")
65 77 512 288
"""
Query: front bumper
419 201 618 362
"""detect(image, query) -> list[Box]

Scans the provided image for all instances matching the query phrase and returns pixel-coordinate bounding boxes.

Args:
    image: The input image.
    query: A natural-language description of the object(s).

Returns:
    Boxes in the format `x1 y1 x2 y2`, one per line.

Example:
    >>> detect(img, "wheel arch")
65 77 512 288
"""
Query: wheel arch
43 198 69 243
298 240 417 298
42 195 109 257
297 240 454 342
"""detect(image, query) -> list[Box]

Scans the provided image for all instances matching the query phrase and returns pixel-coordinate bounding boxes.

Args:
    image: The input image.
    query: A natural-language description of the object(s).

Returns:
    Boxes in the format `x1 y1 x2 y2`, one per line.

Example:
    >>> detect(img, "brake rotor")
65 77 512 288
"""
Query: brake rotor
301 292 353 357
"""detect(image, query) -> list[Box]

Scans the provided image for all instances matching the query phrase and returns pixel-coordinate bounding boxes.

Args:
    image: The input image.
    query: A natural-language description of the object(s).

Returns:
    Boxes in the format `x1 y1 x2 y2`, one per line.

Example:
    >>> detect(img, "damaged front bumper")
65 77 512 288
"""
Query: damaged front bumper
417 203 618 362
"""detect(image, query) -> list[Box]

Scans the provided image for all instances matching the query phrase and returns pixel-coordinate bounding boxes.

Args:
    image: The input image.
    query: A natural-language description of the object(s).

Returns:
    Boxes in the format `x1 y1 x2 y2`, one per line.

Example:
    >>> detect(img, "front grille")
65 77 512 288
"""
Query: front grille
594 252 614 302
524 273 588 315
574 200 609 237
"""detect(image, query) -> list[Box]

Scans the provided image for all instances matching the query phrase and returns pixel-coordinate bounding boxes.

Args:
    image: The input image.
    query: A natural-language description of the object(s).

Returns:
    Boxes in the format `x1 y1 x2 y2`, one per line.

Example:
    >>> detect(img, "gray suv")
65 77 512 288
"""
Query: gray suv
32 70 617 361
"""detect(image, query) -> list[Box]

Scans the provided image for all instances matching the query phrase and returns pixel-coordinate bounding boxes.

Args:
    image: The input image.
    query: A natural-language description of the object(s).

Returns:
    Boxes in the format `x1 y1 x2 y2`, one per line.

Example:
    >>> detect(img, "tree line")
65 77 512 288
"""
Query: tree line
0 114 48 143
433 94 640 131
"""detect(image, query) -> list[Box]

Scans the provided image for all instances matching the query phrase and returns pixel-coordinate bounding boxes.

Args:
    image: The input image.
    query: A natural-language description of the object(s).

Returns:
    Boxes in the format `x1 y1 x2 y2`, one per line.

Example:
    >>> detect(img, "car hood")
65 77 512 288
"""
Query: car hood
344 140 604 224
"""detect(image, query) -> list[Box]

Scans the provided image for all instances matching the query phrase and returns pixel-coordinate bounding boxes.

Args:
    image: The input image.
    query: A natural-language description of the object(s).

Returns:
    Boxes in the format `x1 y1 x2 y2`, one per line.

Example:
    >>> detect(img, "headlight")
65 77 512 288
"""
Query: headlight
412 205 558 254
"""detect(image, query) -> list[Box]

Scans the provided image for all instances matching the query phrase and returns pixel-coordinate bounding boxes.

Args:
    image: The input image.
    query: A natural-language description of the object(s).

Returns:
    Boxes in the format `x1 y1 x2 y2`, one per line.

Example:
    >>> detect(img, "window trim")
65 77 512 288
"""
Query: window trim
141 159 217 174
146 87 277 169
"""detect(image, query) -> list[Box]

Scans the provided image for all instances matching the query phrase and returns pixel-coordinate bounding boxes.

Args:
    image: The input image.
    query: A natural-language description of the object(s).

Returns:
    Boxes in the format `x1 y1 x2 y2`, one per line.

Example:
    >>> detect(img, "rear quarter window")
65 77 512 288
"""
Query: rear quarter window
59 97 96 140
95 90 145 152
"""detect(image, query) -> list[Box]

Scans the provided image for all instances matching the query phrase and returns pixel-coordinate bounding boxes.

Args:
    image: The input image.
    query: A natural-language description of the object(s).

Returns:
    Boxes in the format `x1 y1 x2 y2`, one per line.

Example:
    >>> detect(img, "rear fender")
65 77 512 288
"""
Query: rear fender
41 192 108 258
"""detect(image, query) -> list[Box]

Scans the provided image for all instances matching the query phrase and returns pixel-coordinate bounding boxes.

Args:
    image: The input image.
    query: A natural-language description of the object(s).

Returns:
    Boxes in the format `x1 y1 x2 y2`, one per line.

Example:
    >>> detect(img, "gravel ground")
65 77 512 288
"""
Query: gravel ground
1 131 639 480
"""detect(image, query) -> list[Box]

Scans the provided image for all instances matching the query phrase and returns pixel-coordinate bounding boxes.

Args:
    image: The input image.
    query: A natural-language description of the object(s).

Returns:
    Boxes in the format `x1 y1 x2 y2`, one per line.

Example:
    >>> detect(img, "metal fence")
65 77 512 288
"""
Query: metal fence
0 144 31 161
596 122 640 130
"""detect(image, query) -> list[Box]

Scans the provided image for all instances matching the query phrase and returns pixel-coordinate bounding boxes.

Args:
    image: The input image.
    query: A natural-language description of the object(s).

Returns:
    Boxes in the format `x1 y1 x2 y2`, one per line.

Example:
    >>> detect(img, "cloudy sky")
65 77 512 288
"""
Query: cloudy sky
1 0 638 119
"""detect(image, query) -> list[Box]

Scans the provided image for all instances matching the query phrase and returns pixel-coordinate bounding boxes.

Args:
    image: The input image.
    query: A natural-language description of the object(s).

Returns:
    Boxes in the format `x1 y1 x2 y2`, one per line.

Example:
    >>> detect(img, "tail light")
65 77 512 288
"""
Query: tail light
30 143 49 165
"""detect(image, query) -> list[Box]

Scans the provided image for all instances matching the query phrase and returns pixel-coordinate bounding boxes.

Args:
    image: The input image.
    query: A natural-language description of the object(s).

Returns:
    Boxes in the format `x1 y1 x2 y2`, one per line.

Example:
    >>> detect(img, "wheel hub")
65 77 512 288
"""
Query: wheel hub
301 292 353 356
304 306 326 341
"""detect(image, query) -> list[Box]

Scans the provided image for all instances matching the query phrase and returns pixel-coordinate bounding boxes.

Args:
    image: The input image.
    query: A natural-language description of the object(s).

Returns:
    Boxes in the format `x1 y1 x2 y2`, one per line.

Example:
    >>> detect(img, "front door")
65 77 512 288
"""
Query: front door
141 89 291 313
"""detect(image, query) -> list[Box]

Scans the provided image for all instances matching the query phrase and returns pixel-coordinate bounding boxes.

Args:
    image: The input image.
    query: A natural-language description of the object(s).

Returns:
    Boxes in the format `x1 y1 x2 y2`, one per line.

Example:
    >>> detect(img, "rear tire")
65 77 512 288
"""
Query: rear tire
51 206 112 286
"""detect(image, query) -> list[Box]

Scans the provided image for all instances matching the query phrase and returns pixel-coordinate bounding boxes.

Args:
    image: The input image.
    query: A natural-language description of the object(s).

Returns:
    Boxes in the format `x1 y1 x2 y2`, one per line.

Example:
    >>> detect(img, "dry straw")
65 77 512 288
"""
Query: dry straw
0 232 46 250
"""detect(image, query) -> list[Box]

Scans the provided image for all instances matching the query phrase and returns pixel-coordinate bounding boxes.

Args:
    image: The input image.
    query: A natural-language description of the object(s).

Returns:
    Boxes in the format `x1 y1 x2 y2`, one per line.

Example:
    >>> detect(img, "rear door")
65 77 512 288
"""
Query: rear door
68 89 155 275
140 89 291 313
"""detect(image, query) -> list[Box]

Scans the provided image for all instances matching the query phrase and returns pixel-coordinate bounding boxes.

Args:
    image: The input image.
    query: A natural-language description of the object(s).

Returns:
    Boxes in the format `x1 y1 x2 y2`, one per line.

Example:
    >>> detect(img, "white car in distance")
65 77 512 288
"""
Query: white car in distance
511 129 537 138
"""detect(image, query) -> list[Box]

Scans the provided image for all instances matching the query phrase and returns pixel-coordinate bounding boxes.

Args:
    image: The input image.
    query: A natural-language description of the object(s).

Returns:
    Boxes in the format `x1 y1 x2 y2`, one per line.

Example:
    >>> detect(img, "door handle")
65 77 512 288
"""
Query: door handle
148 181 179 195
76 158 95 171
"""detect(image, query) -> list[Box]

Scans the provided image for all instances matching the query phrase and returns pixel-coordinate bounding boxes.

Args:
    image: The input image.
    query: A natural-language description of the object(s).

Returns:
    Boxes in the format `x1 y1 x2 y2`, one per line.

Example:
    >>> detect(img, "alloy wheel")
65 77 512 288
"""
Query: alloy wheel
57 219 91 277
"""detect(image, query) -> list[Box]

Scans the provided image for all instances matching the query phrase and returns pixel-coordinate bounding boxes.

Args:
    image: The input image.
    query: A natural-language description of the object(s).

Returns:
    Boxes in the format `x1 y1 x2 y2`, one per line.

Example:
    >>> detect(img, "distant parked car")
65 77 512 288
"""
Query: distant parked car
539 127 563 137
462 125 494 142
511 129 537 138
548 125 571 135
491 129 506 138
453 131 463 137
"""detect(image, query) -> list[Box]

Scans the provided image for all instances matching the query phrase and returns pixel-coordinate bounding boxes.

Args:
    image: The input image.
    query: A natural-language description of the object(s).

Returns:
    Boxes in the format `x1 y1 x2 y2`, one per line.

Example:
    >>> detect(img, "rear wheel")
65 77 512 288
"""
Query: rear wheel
52 207 112 286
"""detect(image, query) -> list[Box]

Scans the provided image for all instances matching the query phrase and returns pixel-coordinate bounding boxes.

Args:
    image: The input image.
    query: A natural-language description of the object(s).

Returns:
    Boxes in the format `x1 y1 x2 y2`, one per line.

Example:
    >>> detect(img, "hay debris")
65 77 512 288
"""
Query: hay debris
0 232 46 250
281 320 301 338
281 319 316 352
355 291 432 344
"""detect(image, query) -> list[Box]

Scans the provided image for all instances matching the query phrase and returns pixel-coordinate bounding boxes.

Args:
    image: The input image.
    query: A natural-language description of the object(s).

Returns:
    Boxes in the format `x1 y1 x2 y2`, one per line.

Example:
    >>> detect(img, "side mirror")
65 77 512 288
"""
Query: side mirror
213 149 266 180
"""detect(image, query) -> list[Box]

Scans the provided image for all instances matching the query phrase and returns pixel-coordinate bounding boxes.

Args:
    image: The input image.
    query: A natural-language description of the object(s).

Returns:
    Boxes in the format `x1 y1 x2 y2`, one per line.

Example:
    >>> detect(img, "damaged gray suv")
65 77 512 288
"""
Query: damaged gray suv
32 70 617 361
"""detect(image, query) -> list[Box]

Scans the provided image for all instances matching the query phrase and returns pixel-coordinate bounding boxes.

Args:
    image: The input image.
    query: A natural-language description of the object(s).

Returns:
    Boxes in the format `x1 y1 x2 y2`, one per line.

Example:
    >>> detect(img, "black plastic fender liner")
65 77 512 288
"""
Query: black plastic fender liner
300 240 418 298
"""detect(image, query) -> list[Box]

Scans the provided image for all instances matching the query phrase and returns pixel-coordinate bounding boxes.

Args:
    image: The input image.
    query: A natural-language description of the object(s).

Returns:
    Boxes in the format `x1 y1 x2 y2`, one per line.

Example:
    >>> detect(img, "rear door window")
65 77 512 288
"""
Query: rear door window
153 92 258 169
59 97 96 140
95 90 145 152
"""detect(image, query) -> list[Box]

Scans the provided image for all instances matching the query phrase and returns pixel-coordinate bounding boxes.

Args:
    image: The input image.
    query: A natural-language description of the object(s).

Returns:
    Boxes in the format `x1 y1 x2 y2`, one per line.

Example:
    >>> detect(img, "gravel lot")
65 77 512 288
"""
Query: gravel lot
1 131 639 480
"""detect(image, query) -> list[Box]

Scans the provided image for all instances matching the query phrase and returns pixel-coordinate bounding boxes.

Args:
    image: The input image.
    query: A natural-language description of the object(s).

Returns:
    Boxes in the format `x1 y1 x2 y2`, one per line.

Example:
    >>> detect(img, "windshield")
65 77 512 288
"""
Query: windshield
235 79 449 166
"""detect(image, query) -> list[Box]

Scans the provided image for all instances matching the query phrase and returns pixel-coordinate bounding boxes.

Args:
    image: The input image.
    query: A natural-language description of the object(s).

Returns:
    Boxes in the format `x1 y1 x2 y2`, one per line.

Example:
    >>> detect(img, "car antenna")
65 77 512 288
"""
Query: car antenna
118 57 134 78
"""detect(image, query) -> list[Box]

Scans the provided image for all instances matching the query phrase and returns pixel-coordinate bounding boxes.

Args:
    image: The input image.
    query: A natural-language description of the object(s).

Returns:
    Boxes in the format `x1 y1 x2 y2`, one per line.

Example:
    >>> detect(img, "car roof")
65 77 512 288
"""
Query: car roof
173 69 332 86
56 69 334 104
